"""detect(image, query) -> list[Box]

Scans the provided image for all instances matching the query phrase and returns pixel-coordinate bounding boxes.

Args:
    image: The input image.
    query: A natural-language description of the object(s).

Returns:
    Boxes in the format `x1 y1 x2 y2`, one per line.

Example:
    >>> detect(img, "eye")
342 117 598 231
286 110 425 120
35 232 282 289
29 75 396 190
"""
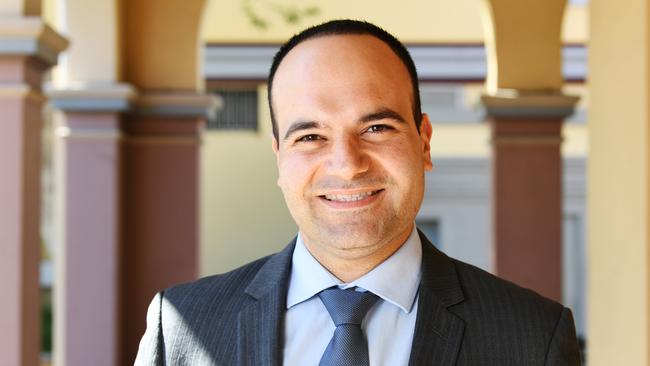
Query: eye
296 134 322 143
366 124 393 133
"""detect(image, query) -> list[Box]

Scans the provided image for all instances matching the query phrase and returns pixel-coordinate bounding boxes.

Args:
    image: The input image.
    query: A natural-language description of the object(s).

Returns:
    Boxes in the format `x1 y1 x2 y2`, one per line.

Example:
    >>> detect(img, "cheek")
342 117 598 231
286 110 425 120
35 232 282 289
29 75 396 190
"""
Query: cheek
277 153 315 193
378 147 425 189
376 142 423 171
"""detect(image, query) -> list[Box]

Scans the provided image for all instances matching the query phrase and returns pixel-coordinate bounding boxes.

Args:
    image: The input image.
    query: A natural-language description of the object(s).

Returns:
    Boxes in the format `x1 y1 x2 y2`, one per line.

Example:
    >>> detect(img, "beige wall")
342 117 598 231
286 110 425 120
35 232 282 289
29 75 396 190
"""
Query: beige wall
200 86 296 276
201 0 587 44
427 123 587 158
588 0 650 363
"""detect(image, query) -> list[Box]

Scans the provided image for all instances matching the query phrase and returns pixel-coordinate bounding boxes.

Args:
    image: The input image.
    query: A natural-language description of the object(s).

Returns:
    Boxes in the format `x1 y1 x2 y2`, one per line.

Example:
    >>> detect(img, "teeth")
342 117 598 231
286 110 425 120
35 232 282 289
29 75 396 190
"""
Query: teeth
324 191 376 202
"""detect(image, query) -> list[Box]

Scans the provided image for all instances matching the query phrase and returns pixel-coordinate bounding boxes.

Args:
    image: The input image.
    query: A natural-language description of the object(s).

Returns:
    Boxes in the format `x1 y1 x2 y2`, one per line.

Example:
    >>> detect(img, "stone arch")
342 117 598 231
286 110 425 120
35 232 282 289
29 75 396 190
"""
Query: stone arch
480 0 567 93
123 0 207 91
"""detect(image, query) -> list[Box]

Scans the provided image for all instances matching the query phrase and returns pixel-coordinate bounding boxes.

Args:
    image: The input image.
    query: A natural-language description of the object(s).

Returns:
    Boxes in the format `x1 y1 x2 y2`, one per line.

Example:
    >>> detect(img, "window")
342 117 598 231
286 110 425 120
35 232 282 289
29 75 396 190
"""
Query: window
207 89 258 130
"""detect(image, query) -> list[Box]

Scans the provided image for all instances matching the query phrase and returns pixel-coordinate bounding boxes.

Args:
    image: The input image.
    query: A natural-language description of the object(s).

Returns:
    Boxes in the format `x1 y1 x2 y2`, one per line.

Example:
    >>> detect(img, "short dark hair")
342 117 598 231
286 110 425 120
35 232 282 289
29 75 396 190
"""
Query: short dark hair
267 19 422 140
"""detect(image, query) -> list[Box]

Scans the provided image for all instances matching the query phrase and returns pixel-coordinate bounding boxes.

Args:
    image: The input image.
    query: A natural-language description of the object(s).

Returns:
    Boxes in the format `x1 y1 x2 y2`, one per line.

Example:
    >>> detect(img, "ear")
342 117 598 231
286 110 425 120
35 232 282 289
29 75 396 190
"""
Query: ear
419 113 433 171
271 133 279 155
271 134 282 186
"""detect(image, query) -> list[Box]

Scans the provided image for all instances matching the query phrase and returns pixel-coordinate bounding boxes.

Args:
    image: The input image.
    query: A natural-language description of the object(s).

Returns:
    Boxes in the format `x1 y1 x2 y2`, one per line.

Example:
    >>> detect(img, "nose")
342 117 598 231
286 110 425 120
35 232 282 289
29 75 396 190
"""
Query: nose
325 135 370 179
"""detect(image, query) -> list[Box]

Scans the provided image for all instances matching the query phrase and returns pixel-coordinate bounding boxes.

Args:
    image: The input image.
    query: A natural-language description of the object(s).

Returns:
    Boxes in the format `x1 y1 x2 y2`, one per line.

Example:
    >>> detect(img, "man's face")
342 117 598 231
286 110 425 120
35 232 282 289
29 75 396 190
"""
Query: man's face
271 34 433 260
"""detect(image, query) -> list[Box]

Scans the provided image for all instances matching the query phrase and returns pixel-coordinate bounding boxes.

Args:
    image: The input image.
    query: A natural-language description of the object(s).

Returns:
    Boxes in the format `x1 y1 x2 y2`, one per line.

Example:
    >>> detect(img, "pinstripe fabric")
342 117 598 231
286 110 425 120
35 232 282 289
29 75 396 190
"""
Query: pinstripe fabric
134 243 294 366
407 233 581 366
134 232 581 366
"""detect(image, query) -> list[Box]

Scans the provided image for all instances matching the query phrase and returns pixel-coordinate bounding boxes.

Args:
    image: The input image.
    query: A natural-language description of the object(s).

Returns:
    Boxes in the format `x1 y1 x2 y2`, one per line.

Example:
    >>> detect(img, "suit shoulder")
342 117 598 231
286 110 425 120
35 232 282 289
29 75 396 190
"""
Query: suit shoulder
149 249 291 365
451 258 565 320
163 253 274 301
447 258 580 362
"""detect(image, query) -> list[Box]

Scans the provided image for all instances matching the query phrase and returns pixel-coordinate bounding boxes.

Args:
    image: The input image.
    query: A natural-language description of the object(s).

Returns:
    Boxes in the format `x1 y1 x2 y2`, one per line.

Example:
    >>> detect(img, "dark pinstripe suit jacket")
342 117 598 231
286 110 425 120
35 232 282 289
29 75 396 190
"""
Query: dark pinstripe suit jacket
134 232 581 365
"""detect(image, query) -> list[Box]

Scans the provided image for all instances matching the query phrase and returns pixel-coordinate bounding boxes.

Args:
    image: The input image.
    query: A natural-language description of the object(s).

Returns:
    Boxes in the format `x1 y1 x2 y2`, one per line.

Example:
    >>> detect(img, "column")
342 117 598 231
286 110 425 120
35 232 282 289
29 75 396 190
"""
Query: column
48 84 135 366
0 17 67 366
120 91 217 364
48 0 130 363
483 92 578 301
589 0 650 363
479 0 578 302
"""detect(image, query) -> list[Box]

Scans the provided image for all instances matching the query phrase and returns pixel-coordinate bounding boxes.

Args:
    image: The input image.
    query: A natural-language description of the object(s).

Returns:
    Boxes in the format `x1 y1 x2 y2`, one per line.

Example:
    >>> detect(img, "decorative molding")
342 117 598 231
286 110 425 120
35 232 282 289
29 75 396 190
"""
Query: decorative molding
203 44 587 81
0 82 44 101
131 92 223 119
481 90 580 119
46 82 136 112
0 17 68 65
204 46 277 80
123 136 200 145
491 136 564 146
55 125 121 141
47 84 223 118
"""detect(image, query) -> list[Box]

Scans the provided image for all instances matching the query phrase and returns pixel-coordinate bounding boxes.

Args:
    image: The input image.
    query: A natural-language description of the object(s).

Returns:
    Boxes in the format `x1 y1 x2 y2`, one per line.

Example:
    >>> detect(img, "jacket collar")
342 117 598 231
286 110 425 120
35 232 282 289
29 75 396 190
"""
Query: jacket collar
244 240 295 300
408 230 466 365
237 239 295 366
235 231 466 366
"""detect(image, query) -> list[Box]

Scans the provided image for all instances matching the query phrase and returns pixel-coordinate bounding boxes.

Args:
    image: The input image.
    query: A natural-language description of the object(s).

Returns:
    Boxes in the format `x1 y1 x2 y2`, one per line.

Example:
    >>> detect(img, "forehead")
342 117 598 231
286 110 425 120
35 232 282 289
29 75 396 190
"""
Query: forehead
271 34 413 125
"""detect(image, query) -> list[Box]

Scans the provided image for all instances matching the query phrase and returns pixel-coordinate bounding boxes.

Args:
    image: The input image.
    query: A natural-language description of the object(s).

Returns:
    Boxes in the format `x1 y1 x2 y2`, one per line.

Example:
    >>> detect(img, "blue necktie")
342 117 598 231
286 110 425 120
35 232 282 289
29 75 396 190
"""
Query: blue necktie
318 287 379 366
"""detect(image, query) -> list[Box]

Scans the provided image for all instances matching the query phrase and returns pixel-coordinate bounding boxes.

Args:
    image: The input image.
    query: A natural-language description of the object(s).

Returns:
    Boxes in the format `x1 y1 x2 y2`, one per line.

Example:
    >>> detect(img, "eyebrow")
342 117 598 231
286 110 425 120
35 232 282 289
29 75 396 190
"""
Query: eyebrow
282 108 407 141
283 121 321 141
359 108 407 124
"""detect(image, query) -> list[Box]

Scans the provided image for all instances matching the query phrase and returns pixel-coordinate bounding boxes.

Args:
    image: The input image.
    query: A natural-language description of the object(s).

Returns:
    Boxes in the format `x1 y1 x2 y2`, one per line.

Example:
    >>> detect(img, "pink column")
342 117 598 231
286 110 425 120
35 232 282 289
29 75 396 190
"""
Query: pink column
48 85 134 366
48 82 134 366
483 93 578 302
120 92 214 364
0 21 67 366
60 112 121 366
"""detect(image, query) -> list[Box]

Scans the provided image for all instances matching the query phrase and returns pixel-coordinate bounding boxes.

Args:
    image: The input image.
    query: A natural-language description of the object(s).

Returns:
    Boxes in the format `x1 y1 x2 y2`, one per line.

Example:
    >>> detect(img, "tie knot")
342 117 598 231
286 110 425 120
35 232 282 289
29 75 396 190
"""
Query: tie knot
318 287 379 326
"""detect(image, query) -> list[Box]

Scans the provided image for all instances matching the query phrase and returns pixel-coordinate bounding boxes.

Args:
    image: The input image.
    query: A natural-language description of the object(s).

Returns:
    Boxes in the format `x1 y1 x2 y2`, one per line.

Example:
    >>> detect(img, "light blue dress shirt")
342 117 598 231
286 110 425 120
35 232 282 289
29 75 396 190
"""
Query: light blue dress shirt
283 226 422 366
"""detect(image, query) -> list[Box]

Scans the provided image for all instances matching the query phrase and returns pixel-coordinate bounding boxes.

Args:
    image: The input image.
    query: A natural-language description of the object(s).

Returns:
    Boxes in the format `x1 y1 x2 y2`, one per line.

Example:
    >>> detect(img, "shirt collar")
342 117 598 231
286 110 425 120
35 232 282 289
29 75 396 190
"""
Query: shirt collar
286 225 422 314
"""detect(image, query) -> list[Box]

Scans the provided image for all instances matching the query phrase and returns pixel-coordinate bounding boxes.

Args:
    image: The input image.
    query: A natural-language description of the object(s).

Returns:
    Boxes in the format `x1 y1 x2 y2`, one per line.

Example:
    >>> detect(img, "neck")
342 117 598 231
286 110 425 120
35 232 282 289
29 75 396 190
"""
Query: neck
302 226 413 283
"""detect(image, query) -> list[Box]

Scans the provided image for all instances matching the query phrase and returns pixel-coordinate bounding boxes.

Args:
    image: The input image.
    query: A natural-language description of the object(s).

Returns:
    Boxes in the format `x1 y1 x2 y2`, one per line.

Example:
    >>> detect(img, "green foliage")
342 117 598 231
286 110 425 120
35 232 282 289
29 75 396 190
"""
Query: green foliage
42 292 52 353
243 0 270 29
242 0 321 30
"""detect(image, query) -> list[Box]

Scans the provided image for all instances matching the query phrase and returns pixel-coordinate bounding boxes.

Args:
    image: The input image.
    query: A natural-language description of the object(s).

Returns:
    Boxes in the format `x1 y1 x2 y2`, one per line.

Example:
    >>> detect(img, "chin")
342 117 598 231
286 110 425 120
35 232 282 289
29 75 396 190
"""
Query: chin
318 223 398 249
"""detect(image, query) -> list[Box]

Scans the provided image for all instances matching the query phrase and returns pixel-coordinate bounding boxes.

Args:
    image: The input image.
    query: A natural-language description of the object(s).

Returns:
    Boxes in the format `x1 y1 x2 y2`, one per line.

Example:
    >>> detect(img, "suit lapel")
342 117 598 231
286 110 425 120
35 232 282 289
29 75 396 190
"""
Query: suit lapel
408 232 465 366
236 240 295 366
232 234 466 365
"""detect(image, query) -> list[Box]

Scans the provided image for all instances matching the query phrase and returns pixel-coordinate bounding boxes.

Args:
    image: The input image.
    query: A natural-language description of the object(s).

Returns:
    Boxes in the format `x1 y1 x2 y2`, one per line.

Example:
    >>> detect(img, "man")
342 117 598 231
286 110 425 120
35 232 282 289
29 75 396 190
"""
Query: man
135 20 581 365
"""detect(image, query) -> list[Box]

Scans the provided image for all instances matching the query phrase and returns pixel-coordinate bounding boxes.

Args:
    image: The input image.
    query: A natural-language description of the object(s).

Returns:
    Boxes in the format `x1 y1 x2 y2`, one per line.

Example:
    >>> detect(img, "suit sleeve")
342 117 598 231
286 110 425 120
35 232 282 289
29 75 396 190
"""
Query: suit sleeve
544 307 582 366
134 292 165 366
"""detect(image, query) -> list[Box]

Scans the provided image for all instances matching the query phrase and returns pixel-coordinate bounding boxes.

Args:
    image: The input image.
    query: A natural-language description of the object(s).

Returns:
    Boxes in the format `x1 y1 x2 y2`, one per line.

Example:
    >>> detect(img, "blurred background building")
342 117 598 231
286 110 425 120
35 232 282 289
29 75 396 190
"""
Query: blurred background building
0 0 646 365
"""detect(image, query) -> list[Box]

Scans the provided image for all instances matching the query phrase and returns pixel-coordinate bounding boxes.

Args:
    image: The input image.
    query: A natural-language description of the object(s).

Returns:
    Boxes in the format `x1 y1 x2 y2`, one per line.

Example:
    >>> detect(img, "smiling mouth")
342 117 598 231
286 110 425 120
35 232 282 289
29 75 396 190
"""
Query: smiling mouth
321 189 384 202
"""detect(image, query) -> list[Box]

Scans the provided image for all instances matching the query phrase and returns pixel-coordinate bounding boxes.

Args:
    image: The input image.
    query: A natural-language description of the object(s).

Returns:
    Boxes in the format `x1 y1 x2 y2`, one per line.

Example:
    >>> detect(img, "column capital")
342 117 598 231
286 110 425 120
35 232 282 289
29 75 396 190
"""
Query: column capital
0 17 68 65
481 89 580 119
46 82 137 112
131 91 222 119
